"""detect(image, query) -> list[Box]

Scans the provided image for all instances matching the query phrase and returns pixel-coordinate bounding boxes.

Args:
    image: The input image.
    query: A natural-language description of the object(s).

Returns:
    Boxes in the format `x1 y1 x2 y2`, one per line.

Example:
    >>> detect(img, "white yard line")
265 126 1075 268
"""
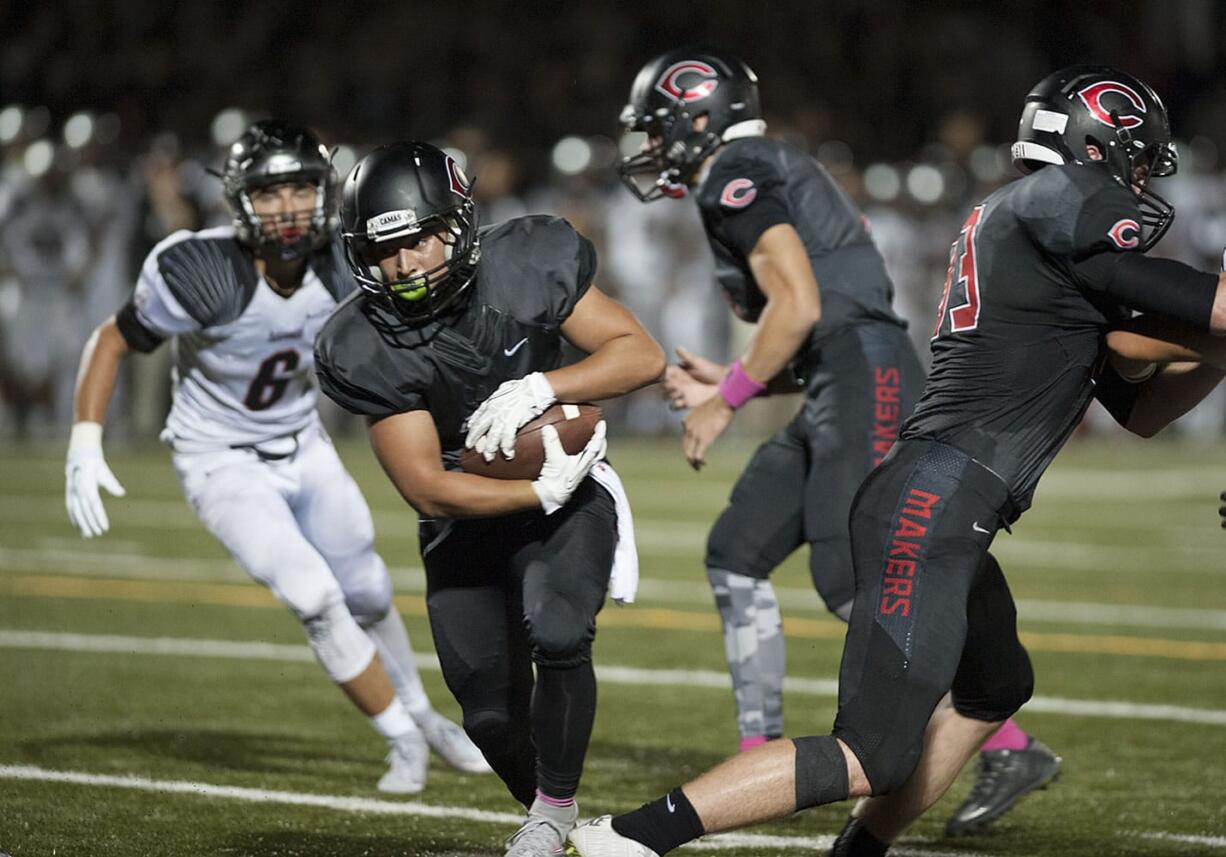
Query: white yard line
0 763 982 855
0 764 1216 854
5 545 1226 631
4 629 1226 727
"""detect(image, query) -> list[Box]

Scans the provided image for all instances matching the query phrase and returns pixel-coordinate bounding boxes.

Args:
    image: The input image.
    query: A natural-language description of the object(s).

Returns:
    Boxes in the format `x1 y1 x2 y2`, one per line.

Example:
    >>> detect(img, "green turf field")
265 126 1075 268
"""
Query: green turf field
2 434 1225 856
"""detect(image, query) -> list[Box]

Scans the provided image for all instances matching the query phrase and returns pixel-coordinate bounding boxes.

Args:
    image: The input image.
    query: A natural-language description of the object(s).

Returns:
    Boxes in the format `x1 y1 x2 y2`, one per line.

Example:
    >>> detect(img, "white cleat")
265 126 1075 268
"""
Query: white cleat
419 710 492 774
569 816 660 857
504 813 574 857
377 732 428 794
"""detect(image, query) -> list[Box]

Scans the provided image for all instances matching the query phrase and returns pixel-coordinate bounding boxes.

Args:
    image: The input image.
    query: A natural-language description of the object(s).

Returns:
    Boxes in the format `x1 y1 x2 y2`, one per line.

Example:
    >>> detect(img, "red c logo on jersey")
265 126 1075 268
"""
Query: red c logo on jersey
1077 81 1147 129
445 155 470 197
720 178 757 209
1108 218 1141 249
655 61 719 103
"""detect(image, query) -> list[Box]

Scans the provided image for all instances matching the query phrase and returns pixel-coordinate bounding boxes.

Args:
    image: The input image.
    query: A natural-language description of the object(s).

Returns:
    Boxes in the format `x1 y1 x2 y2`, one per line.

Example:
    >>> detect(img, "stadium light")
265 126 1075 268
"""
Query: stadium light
0 106 22 144
24 140 55 177
63 112 95 149
552 136 592 175
863 163 900 202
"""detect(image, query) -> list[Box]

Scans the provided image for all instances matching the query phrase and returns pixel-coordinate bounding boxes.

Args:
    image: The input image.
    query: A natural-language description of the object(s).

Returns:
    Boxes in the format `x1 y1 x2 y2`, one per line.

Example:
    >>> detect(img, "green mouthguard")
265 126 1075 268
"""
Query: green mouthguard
392 278 429 302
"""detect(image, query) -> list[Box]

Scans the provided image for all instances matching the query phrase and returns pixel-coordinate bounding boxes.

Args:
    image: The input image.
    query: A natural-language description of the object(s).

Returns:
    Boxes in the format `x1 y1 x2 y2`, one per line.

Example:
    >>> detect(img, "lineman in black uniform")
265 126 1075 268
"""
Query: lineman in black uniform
616 46 1052 836
571 65 1226 857
314 142 664 857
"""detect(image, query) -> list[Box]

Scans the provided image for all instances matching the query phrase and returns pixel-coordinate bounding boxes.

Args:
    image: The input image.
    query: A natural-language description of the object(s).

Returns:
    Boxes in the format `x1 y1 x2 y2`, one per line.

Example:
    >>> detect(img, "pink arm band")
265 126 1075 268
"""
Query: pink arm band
718 360 767 409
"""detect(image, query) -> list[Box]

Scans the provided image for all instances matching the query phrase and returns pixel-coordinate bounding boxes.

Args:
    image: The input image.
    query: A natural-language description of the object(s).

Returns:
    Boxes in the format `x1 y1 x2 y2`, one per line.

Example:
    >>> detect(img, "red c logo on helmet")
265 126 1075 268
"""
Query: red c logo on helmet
1108 218 1141 249
445 155 470 197
655 61 720 103
720 178 757 209
1077 81 1147 129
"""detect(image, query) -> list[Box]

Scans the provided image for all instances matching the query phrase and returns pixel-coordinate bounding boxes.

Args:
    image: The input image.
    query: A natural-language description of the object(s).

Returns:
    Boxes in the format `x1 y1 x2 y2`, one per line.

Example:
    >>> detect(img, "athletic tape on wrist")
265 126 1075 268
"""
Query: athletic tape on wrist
69 421 104 451
718 360 766 410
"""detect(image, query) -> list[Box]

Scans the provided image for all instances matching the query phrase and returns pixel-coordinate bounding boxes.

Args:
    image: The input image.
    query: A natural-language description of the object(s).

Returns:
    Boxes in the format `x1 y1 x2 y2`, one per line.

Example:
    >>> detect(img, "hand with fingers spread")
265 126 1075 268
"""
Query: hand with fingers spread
65 421 127 538
465 372 556 462
532 421 607 514
663 365 719 411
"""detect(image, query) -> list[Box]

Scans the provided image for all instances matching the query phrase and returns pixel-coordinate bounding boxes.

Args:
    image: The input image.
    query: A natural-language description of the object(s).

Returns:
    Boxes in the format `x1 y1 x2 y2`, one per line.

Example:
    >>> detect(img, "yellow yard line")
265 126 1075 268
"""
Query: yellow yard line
4 573 1226 662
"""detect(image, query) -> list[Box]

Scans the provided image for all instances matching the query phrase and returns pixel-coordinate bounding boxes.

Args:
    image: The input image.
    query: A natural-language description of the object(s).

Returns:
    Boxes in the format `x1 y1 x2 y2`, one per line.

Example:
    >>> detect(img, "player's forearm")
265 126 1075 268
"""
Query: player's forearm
1107 318 1226 370
74 317 131 425
739 292 819 386
1126 363 1225 438
386 466 541 519
546 331 666 402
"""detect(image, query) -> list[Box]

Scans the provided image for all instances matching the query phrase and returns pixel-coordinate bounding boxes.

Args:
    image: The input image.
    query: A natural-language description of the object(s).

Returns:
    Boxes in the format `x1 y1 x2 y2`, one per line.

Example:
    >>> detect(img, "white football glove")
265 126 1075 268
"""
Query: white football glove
465 371 556 462
65 421 126 538
532 421 607 515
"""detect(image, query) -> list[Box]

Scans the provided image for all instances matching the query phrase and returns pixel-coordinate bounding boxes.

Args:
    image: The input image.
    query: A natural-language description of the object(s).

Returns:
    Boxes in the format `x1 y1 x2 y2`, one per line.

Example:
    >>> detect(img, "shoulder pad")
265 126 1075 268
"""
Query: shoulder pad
155 230 259 327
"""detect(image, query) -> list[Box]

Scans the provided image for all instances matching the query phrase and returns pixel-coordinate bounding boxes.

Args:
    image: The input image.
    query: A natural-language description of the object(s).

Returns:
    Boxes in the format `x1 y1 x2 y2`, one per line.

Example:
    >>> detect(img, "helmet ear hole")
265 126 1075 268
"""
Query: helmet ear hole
1083 137 1106 161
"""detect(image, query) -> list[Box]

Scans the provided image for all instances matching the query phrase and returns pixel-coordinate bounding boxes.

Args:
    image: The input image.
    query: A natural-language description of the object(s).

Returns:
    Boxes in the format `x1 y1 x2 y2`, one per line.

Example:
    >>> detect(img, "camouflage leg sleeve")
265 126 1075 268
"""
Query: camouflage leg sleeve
707 568 786 740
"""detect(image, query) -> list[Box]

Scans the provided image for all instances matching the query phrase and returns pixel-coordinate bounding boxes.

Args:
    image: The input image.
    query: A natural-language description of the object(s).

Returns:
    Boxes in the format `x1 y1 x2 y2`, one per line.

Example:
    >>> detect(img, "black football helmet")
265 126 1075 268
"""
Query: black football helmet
618 47 762 202
340 141 480 323
222 120 336 260
1012 65 1177 251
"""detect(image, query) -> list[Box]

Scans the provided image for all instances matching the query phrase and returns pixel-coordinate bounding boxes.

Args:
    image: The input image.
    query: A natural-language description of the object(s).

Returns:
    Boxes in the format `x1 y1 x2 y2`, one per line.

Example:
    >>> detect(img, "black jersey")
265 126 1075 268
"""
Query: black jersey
900 163 1147 514
315 215 595 465
694 136 905 355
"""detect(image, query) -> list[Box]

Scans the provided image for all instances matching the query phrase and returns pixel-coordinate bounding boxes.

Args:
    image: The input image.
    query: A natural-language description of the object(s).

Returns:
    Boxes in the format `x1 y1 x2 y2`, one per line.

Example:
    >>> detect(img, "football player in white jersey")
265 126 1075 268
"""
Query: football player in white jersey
64 120 490 793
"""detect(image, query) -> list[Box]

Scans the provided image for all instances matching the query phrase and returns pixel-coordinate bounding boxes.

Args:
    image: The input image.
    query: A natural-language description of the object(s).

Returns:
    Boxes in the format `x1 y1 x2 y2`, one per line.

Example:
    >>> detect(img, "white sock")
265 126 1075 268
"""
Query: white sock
370 697 420 741
363 605 432 720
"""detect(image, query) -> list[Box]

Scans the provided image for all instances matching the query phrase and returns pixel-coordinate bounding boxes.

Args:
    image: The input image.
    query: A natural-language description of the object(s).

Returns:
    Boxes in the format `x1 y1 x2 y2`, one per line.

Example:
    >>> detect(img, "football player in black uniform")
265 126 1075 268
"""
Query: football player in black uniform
613 46 1055 838
571 65 1226 857
313 142 665 857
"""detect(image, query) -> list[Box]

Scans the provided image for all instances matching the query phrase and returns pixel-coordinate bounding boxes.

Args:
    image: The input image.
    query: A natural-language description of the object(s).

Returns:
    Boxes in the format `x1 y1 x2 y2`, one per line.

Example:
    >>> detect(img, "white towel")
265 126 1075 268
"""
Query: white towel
589 460 639 605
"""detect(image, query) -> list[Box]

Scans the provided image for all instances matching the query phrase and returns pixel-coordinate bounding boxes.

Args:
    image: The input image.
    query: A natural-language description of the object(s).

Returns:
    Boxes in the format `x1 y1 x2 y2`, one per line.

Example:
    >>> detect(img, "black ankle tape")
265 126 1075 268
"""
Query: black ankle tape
793 735 850 809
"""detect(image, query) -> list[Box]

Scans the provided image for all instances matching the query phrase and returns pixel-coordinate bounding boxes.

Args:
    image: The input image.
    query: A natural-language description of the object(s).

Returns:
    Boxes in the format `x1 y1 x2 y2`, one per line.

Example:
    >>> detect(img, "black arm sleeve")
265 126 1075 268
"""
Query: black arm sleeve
115 300 165 353
1072 253 1218 328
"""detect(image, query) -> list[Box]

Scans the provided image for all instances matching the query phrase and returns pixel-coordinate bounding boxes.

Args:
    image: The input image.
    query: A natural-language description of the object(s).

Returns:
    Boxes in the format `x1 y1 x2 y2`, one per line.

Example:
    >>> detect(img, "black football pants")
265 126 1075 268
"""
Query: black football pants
831 439 1034 795
421 479 616 805
706 322 924 613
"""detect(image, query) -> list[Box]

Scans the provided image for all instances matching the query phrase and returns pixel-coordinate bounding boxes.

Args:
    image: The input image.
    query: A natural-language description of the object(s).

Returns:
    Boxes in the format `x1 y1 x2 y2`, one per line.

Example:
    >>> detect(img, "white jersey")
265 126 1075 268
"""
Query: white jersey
128 226 355 450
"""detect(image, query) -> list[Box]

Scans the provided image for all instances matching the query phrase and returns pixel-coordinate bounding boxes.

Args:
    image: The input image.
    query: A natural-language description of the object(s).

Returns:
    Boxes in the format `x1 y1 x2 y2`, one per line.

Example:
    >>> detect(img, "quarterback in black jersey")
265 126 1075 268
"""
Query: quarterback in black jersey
314 142 664 857
604 46 1048 840
571 66 1226 857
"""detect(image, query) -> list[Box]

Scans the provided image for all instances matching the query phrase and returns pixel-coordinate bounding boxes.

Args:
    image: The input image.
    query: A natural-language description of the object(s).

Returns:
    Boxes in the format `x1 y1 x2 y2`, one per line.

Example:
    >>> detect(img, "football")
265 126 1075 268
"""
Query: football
459 403 604 480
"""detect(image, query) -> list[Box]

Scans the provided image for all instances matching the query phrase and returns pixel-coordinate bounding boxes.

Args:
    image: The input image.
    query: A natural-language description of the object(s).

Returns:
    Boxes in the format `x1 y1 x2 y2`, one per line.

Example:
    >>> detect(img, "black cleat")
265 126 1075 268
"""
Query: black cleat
944 738 1062 837
829 816 889 857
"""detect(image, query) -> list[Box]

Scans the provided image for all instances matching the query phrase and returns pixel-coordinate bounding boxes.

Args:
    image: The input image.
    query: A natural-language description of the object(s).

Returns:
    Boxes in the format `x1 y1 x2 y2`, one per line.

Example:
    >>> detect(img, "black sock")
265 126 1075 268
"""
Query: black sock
611 788 705 855
830 816 890 857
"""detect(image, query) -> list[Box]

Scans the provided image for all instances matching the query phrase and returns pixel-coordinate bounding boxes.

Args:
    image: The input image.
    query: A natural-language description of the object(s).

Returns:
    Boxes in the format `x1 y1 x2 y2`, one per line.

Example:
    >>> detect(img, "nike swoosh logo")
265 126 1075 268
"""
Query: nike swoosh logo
666 794 676 813
972 522 991 534
504 337 529 357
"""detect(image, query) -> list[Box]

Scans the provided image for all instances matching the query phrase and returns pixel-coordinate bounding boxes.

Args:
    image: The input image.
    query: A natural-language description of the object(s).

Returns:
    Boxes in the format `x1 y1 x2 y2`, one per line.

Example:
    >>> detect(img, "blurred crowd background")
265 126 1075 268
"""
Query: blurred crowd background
3 0 1226 442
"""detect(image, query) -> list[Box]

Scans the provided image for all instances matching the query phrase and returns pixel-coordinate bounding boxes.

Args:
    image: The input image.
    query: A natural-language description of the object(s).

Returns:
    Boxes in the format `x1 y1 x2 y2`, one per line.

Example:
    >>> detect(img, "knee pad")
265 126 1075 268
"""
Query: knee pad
954 658 1035 723
302 600 376 684
463 707 515 750
528 605 593 669
338 553 393 628
793 735 850 809
523 563 595 669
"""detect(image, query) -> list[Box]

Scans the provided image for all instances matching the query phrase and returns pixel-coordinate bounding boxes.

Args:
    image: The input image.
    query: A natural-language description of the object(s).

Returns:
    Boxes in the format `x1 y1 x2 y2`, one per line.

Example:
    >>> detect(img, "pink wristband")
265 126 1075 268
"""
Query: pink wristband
718 360 766 409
